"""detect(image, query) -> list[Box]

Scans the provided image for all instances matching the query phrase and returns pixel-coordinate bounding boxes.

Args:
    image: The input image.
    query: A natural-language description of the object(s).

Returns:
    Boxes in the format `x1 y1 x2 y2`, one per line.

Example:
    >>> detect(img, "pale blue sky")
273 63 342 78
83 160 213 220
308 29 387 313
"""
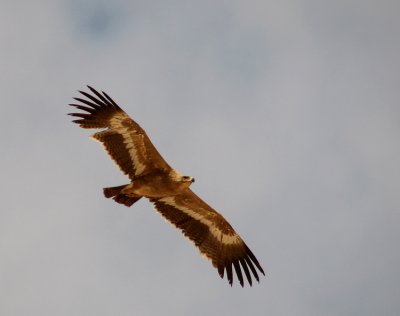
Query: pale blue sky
1 1 399 315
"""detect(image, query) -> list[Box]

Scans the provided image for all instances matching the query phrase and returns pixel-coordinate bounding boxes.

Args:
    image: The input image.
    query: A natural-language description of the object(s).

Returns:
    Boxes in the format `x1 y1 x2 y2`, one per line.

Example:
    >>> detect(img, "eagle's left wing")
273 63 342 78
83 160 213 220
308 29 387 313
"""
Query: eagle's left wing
151 189 264 287
69 86 172 180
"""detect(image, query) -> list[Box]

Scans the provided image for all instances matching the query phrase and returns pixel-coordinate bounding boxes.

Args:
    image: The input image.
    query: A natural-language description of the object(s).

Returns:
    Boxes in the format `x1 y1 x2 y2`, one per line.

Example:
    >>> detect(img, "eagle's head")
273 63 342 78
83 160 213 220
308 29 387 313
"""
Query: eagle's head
180 175 195 190
181 175 195 183
170 170 195 186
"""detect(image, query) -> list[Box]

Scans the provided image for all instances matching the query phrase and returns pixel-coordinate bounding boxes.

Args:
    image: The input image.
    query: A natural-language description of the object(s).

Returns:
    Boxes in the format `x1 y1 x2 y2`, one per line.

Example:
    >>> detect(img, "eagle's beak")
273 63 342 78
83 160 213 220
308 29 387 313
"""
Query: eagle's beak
191 178 195 183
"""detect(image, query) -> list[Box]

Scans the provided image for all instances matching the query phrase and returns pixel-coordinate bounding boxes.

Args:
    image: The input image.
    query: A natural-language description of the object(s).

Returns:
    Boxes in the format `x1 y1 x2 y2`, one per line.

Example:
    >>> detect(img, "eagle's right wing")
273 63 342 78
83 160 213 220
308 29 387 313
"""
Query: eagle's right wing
69 86 171 180
151 188 265 287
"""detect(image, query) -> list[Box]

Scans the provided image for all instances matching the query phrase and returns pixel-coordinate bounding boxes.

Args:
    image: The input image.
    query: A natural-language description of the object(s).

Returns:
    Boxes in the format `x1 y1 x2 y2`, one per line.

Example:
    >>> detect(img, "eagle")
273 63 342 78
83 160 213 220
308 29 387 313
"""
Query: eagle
69 86 265 287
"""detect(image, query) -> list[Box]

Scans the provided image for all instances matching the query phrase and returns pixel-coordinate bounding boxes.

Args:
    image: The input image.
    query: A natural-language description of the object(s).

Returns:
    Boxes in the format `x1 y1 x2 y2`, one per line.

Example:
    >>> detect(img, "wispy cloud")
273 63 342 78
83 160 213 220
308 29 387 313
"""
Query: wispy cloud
0 1 399 315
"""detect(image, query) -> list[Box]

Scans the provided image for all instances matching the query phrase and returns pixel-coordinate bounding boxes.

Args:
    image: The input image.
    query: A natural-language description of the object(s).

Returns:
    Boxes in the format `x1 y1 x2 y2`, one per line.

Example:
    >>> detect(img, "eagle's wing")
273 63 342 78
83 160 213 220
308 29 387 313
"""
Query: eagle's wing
150 189 265 287
69 86 171 180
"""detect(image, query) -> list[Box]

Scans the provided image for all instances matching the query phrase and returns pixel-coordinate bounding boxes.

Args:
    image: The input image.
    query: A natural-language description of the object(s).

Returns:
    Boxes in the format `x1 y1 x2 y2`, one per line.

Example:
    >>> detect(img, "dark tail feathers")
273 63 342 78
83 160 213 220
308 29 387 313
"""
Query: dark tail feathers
103 185 142 207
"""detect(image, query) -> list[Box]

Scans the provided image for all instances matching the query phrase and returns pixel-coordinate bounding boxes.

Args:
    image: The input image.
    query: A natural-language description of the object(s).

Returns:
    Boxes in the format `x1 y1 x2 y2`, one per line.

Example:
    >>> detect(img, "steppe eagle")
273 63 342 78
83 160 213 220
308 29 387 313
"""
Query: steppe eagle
69 86 265 286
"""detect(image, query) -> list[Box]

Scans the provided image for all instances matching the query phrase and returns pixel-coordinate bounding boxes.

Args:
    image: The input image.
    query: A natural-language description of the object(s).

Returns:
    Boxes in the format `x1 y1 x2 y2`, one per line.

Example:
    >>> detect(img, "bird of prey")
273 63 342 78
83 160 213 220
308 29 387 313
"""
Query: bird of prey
68 86 265 287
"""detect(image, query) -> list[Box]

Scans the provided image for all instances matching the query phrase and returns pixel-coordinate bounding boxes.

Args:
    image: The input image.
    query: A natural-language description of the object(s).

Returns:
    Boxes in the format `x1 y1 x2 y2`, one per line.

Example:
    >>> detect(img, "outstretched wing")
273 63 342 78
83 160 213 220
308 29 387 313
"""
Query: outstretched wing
69 86 171 180
151 189 265 287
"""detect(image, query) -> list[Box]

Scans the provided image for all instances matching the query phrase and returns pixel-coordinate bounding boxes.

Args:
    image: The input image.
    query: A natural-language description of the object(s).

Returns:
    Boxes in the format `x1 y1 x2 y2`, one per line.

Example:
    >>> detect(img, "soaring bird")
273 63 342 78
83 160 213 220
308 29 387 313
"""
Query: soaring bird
69 86 265 286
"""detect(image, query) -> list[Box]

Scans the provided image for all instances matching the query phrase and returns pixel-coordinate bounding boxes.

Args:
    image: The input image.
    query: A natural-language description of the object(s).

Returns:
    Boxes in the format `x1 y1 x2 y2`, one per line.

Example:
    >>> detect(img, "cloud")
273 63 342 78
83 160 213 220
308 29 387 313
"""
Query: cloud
1 1 399 315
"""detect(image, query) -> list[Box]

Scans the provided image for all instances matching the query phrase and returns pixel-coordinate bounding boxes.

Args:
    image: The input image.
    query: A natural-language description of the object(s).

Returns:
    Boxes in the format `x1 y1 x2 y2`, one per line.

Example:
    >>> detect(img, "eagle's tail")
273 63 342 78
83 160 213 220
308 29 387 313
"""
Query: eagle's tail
103 185 142 207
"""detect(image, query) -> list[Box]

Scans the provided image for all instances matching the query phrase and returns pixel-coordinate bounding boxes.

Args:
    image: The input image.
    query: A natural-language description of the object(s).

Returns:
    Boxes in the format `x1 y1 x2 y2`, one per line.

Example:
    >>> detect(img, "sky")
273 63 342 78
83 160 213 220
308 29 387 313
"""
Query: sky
1 1 399 315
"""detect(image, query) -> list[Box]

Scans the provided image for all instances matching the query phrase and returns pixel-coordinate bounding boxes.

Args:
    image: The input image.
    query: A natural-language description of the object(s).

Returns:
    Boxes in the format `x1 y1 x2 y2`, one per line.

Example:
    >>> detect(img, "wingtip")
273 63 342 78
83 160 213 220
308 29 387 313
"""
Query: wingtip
218 267 224 279
87 85 97 93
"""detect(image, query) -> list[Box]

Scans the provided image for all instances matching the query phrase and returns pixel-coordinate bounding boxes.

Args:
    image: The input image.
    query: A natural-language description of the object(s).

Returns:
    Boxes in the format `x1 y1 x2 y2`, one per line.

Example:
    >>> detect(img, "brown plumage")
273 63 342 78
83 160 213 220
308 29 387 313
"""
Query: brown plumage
69 86 265 286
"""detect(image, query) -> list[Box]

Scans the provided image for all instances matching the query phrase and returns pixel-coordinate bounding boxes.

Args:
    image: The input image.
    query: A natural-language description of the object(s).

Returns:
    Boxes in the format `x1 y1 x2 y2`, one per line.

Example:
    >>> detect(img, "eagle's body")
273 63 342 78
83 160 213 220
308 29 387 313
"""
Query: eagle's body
69 86 264 287
109 170 193 200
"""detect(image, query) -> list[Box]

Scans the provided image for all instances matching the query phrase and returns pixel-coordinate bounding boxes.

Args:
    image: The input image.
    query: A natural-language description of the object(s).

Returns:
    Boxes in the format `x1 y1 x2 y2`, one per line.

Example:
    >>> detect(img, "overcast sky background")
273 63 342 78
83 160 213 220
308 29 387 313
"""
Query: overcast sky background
1 1 399 315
